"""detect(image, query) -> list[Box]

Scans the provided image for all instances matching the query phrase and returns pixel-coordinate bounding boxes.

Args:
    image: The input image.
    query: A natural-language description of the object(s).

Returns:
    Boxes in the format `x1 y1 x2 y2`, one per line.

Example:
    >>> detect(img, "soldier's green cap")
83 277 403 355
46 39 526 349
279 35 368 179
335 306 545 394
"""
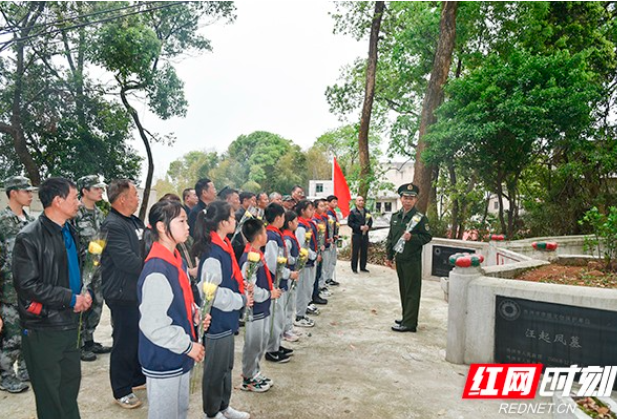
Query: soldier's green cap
397 183 419 197
77 175 106 192
3 176 35 192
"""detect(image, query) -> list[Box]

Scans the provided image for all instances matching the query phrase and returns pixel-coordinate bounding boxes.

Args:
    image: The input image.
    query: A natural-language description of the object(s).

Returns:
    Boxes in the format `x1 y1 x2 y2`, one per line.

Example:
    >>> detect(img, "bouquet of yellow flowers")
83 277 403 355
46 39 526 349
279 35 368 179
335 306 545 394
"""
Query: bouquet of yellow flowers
191 280 218 393
243 251 261 322
291 248 310 292
231 210 253 242
77 232 107 348
317 223 326 254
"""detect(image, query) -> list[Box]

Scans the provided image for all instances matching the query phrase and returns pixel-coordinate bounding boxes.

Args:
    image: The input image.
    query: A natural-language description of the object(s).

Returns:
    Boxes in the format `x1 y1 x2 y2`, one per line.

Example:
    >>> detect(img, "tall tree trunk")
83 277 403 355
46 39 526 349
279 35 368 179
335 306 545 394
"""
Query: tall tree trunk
448 163 459 238
413 1 458 213
0 3 45 185
357 1 385 199
120 88 154 221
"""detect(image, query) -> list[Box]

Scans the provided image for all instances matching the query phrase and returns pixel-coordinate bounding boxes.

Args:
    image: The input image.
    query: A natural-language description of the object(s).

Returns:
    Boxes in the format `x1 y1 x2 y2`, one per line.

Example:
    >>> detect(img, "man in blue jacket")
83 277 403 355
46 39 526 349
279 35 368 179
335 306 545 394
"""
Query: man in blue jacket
13 177 92 419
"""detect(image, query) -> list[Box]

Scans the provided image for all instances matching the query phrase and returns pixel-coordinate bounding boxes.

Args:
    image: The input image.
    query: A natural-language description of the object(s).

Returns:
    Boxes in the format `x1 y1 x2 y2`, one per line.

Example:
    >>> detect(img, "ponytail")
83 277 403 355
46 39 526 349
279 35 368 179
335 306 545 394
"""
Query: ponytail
190 200 232 260
143 200 184 256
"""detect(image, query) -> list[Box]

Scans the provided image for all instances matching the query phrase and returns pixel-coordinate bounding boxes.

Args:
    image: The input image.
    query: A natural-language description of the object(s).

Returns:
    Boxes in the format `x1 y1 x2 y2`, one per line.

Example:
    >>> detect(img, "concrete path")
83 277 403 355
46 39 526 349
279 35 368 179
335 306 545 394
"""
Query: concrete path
2 263 550 418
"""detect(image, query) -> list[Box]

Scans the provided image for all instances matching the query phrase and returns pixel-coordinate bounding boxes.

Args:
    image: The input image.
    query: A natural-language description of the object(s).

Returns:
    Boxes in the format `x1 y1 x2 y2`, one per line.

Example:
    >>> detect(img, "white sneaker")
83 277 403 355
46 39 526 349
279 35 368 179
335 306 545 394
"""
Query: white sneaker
222 406 250 419
306 304 320 315
283 331 300 342
294 316 315 328
292 327 304 336
206 413 225 419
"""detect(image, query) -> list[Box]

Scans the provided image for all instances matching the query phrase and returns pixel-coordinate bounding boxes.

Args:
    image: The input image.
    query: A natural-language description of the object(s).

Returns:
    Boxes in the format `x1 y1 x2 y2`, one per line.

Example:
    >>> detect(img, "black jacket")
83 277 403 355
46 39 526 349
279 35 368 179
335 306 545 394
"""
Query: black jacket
12 215 83 330
101 208 145 306
347 207 373 235
188 200 207 238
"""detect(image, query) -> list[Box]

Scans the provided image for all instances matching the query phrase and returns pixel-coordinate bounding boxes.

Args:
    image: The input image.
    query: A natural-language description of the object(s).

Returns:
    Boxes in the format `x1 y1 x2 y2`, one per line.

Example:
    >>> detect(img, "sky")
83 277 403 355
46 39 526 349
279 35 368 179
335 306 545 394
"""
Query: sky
133 1 368 181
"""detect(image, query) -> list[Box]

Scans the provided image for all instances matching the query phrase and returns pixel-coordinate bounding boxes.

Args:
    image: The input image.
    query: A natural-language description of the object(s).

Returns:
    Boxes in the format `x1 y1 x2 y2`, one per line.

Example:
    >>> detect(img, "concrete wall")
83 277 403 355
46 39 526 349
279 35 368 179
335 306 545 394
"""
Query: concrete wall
445 263 617 365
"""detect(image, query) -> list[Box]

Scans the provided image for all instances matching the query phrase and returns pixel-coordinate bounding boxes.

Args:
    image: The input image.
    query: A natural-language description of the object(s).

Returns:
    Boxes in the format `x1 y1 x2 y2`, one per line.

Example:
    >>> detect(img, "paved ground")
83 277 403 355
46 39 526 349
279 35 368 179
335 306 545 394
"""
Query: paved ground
2 262 551 419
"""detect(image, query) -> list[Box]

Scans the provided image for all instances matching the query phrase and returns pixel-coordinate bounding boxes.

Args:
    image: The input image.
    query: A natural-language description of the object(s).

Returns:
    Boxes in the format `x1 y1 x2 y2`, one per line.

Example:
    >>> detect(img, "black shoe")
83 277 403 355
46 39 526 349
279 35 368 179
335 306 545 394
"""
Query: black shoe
352 270 358 274
239 320 245 327
326 279 340 286
81 348 97 362
265 351 290 364
395 319 402 325
312 296 328 305
391 324 417 333
89 342 112 354
360 269 370 273
278 346 294 357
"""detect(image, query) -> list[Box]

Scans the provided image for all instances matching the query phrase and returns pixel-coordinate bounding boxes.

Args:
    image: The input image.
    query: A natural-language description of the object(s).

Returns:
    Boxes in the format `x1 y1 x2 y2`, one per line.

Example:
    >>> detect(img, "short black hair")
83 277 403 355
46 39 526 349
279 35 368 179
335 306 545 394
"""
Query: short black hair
264 203 285 224
194 178 212 199
313 198 326 207
239 191 255 204
283 210 298 231
326 195 338 202
219 187 238 200
242 218 265 243
294 199 314 215
39 177 76 209
182 188 194 202
107 179 133 204
291 185 303 194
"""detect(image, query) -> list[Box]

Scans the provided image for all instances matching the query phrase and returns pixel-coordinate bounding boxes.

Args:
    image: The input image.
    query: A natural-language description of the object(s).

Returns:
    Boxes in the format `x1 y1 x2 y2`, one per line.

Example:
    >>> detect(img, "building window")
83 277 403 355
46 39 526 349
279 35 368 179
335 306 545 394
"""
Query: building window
316 183 323 193
376 202 382 212
385 202 392 212
493 201 499 210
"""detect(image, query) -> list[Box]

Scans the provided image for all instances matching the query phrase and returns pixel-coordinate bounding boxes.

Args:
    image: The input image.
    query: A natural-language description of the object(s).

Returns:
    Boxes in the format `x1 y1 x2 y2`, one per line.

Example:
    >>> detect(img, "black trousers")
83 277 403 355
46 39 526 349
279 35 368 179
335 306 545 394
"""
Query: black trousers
108 304 145 399
203 334 234 418
351 233 369 272
22 328 81 419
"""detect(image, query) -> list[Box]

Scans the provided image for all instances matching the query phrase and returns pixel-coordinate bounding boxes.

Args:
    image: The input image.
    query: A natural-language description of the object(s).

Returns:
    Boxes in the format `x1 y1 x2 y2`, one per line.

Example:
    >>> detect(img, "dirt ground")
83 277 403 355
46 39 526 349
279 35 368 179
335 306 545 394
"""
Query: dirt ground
2 263 552 419
516 263 617 289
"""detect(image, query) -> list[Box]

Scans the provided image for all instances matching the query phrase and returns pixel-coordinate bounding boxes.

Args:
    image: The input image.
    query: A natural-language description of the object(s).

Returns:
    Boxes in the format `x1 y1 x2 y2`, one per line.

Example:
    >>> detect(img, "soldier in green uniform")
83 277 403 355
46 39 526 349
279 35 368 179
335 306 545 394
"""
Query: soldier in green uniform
385 183 432 333
0 176 35 393
74 175 111 361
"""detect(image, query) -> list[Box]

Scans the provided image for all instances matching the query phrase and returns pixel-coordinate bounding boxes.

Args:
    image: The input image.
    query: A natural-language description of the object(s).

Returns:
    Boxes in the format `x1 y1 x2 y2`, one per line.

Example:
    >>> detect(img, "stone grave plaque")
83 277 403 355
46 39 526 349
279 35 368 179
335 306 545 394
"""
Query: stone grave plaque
431 245 475 277
495 296 617 388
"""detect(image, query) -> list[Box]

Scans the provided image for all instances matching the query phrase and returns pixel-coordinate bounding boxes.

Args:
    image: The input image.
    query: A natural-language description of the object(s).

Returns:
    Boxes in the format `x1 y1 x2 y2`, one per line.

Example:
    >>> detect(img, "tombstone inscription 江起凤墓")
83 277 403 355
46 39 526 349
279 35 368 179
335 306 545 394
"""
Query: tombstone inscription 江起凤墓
494 296 617 389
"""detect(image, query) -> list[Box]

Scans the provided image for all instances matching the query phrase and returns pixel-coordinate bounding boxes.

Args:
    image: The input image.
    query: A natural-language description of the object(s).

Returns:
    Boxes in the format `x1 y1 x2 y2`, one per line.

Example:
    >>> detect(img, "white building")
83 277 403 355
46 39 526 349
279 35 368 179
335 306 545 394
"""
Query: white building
307 160 415 215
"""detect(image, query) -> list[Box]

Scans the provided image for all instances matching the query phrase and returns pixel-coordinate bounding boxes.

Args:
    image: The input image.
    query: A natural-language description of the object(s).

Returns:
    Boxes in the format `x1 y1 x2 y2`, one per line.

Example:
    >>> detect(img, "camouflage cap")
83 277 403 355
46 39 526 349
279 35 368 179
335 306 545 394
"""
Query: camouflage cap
77 175 106 192
282 195 294 202
3 176 35 192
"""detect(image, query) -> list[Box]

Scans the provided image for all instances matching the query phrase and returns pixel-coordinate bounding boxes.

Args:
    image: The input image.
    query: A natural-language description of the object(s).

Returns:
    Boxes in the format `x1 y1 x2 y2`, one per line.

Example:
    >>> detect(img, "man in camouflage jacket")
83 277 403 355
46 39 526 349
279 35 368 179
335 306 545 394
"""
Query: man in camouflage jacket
73 175 111 361
0 176 35 393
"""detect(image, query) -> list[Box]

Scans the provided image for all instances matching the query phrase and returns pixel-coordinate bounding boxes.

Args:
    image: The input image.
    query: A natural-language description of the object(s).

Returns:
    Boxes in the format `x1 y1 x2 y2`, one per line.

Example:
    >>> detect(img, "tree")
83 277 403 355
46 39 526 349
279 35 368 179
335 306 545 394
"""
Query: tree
166 150 220 194
0 2 142 183
357 1 385 199
412 1 458 214
426 50 600 237
91 1 236 219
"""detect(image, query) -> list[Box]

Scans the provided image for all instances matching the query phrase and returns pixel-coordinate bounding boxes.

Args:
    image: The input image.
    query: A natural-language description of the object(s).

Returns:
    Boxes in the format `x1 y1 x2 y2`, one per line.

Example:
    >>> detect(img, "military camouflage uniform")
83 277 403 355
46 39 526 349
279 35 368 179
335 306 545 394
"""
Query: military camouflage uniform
73 203 105 345
0 207 34 384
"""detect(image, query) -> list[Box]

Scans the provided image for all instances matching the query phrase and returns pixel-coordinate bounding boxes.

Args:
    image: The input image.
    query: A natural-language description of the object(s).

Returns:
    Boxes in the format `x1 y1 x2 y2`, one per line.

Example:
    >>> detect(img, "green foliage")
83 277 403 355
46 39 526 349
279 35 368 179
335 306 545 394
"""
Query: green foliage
93 17 161 81
579 207 617 268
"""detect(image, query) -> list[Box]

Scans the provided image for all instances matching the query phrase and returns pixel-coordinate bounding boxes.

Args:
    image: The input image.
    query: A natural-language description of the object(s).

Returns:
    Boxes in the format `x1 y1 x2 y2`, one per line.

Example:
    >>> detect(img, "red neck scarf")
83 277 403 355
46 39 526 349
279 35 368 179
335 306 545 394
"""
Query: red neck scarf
210 231 245 293
328 209 339 222
266 225 287 257
146 242 195 339
243 244 273 290
297 217 317 248
282 230 300 251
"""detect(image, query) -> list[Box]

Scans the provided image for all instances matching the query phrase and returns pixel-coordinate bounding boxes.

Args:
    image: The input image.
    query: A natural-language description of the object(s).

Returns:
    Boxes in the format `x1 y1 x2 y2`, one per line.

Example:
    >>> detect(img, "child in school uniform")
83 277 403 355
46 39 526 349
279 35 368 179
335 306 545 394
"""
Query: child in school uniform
263 203 298 363
324 195 340 287
281 210 301 343
238 218 281 392
312 199 329 306
294 200 318 327
192 201 252 419
138 200 207 419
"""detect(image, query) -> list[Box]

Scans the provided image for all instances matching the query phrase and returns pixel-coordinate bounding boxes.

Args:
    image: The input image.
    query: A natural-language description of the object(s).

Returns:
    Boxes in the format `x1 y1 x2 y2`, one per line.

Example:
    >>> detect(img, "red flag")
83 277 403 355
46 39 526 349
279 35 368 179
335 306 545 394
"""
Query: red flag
333 157 352 217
